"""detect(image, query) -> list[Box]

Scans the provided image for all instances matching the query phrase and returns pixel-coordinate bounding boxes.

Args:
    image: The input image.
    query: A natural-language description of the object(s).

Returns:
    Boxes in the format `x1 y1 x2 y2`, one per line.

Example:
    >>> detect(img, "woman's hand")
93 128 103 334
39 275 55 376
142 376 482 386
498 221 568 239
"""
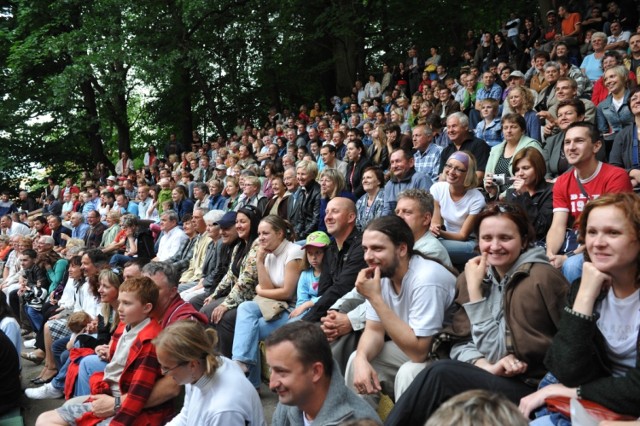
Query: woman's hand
573 261 611 316
430 222 441 237
512 177 525 195
475 354 528 377
256 245 268 264
519 384 575 418
465 253 488 302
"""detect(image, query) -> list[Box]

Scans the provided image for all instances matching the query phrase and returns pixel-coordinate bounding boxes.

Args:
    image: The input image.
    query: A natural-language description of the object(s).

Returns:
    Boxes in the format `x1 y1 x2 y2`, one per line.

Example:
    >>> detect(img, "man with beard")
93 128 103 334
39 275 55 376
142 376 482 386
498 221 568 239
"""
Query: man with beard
344 216 456 406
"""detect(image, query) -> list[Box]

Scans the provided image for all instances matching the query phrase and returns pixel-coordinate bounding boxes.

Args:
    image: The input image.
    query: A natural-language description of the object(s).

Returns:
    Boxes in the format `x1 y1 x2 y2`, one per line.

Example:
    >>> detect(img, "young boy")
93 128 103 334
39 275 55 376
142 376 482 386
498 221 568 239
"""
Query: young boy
36 277 174 426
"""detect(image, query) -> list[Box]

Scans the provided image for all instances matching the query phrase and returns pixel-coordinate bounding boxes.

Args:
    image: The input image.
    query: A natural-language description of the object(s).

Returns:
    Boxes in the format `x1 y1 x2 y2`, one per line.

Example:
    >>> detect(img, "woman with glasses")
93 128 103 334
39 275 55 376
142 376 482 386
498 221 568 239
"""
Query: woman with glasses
484 113 543 200
430 151 486 265
385 202 568 425
154 321 265 425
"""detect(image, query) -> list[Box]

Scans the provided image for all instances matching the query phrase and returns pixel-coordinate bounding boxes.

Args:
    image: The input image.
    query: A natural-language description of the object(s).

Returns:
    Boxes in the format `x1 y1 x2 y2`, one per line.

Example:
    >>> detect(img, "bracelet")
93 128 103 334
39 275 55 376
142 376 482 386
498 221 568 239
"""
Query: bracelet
564 306 595 322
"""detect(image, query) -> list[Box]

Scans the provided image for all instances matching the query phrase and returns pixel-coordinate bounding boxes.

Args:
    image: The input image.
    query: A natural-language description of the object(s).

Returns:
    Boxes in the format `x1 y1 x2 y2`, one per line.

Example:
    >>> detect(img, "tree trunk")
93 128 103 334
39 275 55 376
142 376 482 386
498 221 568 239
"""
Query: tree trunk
80 79 113 173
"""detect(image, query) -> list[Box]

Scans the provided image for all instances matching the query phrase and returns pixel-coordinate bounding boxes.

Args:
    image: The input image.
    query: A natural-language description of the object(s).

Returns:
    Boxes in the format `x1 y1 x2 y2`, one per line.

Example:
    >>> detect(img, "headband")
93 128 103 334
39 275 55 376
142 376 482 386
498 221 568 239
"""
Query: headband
448 151 470 169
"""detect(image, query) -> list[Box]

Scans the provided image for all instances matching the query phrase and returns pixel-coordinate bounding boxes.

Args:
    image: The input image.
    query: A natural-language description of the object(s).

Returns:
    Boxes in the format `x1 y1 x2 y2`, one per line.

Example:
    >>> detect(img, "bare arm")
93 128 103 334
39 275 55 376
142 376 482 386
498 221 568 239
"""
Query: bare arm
256 259 302 301
439 213 478 242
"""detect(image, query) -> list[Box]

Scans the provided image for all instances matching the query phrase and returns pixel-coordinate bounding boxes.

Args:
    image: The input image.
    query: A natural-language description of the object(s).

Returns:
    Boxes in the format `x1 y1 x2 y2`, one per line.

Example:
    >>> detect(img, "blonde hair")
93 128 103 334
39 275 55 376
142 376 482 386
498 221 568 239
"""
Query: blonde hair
98 268 123 332
426 389 528 426
153 321 220 376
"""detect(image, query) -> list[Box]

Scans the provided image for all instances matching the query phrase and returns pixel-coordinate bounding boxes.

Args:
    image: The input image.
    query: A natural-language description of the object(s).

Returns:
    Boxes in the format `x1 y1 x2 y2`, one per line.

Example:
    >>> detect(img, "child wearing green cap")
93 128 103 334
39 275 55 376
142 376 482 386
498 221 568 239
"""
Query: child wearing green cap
289 231 330 319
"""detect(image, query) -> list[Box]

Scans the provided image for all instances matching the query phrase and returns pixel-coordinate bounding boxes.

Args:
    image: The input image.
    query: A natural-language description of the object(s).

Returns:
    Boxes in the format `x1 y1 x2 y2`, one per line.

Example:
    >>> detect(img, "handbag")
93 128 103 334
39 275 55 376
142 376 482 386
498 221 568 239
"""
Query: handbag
545 396 636 422
253 295 288 321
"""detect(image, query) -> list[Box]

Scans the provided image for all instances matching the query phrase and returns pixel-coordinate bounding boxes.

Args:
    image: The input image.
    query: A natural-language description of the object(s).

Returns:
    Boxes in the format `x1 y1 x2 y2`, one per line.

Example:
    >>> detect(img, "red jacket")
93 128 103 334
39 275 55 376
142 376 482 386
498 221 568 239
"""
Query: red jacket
77 320 174 426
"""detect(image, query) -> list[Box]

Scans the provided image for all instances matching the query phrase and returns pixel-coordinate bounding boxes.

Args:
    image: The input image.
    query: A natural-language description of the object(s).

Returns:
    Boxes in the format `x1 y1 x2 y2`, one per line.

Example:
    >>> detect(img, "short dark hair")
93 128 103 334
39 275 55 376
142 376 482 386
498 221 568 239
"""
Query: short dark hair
142 261 180 289
475 203 536 248
512 147 546 188
566 121 600 144
557 98 586 116
22 249 38 259
364 216 415 254
265 321 333 377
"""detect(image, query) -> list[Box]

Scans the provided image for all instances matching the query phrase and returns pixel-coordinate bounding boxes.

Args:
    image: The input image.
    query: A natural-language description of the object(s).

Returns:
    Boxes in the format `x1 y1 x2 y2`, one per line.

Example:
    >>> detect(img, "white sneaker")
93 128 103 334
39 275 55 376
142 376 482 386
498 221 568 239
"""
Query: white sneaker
24 339 36 349
25 383 63 399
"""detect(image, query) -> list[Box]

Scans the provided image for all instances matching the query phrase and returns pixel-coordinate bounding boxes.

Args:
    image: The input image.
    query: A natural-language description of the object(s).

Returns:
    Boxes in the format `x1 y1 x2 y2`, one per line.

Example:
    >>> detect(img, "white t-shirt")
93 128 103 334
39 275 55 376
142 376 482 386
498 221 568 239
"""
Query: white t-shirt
365 256 456 337
430 182 486 234
166 357 265 426
156 226 188 261
596 288 640 377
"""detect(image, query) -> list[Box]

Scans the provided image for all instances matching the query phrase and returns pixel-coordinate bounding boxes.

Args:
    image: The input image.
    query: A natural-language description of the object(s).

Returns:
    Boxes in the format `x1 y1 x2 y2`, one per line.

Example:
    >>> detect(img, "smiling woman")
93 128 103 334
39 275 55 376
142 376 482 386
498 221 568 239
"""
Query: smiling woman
385 202 568 425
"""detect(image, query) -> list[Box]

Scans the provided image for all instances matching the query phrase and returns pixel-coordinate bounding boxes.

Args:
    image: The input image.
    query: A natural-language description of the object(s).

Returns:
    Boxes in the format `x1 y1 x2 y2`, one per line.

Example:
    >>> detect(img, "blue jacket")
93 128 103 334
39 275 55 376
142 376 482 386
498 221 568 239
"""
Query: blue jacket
382 169 433 215
596 90 634 141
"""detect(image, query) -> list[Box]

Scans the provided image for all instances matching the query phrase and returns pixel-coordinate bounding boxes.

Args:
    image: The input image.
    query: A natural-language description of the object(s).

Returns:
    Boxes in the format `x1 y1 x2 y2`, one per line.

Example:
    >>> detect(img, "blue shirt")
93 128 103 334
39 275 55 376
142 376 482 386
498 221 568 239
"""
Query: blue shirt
71 223 90 240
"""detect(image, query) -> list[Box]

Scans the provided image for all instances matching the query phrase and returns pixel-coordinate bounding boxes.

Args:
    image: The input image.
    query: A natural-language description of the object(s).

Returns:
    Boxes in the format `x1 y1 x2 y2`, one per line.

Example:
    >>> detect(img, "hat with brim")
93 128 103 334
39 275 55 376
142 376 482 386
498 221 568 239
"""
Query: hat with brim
107 176 117 182
302 231 331 249
214 211 237 229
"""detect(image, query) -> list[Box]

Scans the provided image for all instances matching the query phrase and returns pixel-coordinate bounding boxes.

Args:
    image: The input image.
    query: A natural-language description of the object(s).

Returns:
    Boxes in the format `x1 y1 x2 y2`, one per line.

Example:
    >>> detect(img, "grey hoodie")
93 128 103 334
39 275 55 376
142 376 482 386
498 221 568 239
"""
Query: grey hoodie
450 247 549 363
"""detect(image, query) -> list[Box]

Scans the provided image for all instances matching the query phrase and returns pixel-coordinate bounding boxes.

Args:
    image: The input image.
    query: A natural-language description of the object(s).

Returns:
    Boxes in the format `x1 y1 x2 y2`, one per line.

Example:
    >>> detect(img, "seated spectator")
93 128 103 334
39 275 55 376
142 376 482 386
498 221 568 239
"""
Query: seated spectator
381 149 433 215
206 179 227 211
384 202 568 426
0 214 30 237
266 321 381 425
223 176 241 212
610 87 640 189
557 57 593 99
318 168 355 233
439 112 490 181
262 174 289 219
431 151 486 265
114 151 135 176
0 329 20 418
541 77 597 138
521 192 640 422
154 210 188 262
171 186 194 225
232 215 303 389
199 205 261 358
42 194 63 217
426 390 528 426
345 139 372 199
99 210 122 251
292 160 321 240
109 215 155 267
485 113 543 199
355 167 385 232
0 192 17 217
367 125 389 171
235 175 267 215
580 32 607 82
597 65 633 157
83 210 106 250
505 148 554 245
545 122 632 284
115 193 139 217
35 277 174 426
506 86 541 142
592 50 636 107
474 99 502 148
153 321 265 425
412 124 442 182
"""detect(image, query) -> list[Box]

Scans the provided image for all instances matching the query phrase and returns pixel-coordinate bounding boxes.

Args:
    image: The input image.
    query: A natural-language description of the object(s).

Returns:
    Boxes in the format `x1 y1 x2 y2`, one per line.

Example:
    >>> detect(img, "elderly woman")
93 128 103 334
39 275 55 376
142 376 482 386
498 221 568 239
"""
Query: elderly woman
596 65 634 157
580 31 607 82
318 168 355 233
236 175 267 215
108 214 155 267
232 215 303 389
262 174 289 219
355 167 385 232
484 113 543 199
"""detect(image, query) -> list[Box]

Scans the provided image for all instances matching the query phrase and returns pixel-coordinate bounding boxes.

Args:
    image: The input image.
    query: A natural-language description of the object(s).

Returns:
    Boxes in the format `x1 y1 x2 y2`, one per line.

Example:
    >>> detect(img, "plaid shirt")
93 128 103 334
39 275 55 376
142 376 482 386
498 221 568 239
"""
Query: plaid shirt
413 143 443 182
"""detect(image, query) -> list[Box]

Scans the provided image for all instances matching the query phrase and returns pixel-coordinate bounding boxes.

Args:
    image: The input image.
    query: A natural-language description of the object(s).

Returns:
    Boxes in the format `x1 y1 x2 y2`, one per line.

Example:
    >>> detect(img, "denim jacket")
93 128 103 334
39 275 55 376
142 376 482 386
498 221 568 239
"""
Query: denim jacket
596 90 634 141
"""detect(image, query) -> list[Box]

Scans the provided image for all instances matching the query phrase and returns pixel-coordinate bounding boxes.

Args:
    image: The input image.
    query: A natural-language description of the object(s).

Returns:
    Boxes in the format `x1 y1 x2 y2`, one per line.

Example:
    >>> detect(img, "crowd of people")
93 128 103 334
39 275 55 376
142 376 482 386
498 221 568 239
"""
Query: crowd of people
1 1 640 425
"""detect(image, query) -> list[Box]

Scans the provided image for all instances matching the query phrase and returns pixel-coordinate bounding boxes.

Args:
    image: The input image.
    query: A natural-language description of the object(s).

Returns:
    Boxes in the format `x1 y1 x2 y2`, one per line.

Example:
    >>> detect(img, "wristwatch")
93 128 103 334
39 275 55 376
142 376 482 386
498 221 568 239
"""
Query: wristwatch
114 396 121 413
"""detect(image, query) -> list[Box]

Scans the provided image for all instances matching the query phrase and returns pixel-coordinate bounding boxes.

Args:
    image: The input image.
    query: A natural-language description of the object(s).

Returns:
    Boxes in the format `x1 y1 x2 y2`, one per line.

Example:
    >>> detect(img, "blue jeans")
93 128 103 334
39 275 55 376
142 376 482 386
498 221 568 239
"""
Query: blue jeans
52 350 71 391
232 300 290 388
109 254 134 267
52 336 70 370
530 372 572 426
75 354 108 396
25 306 44 332
562 253 583 284
440 239 478 266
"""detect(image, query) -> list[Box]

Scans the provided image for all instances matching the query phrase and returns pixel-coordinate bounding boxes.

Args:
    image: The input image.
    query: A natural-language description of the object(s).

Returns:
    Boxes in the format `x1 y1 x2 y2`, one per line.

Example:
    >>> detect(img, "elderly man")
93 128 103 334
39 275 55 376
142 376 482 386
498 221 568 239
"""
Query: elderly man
0 215 30 237
177 208 218 291
82 210 106 249
439 112 490 180
68 212 89 240
412 125 442 182
267 321 380 426
345 216 456 404
154 210 188 261
381 149 433 216
46 216 71 250
541 76 596 136
115 194 139 217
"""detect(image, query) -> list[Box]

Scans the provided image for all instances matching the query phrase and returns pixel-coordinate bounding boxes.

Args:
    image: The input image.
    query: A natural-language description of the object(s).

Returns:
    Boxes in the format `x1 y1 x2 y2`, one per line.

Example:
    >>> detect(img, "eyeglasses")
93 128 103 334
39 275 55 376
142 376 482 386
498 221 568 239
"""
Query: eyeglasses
443 164 468 174
161 361 187 375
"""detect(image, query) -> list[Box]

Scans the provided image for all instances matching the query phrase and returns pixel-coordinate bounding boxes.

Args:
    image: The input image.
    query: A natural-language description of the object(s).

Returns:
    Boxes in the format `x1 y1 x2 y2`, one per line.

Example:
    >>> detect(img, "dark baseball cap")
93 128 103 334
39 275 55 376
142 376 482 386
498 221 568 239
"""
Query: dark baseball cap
214 211 237 229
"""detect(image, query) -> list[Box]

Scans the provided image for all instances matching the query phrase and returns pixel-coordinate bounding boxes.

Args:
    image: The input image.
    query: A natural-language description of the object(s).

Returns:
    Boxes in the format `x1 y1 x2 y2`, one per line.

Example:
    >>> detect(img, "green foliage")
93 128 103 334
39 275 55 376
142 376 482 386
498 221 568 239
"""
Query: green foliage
0 0 537 190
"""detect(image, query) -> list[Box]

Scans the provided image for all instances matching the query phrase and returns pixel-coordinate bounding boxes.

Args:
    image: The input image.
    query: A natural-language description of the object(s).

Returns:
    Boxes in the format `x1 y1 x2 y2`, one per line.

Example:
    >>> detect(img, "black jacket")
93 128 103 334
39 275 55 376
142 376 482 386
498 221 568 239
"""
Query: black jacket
345 157 372 199
294 181 321 240
304 228 367 322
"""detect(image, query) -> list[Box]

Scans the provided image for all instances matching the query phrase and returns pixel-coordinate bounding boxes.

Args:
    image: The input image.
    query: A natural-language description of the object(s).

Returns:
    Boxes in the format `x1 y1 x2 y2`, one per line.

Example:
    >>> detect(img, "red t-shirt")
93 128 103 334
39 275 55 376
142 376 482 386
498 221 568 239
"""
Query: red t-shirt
553 162 633 227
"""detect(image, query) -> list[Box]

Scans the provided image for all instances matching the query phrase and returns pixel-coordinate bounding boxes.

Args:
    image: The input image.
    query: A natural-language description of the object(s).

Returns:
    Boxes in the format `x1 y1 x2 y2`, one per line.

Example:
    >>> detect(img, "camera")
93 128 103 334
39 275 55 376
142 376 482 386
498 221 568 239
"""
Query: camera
492 174 506 186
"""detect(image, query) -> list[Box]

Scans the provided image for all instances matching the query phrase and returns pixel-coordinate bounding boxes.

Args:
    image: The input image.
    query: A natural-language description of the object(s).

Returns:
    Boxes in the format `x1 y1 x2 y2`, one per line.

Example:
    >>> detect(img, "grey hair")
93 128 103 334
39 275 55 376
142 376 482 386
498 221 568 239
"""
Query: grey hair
447 112 469 129
160 210 179 223
397 189 435 215
543 61 560 71
142 261 179 289
203 209 225 225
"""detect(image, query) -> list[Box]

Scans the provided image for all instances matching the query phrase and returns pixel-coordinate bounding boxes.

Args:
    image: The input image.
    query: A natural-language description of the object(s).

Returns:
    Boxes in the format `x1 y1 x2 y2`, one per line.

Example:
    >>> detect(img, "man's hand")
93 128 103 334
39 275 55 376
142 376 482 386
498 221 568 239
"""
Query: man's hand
320 311 353 341
475 354 528 377
91 394 116 418
95 344 110 361
352 356 381 395
355 267 382 302
211 304 229 324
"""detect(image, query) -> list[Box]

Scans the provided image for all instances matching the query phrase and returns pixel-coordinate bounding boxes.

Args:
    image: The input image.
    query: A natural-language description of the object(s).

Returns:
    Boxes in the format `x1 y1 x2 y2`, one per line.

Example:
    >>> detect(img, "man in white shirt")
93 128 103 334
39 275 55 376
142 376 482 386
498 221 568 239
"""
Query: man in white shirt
344 215 456 404
153 210 188 261
0 215 30 237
